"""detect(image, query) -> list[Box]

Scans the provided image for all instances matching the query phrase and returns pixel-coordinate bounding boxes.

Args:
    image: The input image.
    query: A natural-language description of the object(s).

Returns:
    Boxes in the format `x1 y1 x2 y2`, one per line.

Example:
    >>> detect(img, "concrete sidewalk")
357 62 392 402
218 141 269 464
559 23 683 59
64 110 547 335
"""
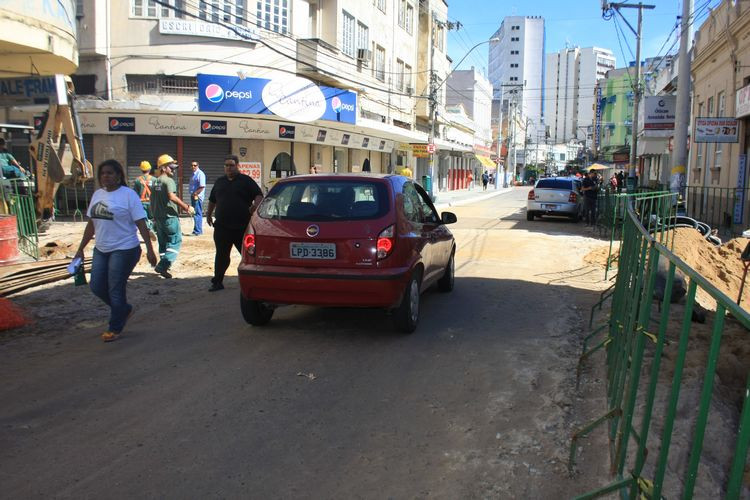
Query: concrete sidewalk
433 185 516 210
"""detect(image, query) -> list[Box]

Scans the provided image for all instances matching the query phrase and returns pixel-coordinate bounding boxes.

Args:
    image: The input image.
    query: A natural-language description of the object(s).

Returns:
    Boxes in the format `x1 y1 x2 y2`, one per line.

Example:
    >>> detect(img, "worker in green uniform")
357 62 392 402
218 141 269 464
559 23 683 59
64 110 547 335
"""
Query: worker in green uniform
132 160 156 238
151 154 193 278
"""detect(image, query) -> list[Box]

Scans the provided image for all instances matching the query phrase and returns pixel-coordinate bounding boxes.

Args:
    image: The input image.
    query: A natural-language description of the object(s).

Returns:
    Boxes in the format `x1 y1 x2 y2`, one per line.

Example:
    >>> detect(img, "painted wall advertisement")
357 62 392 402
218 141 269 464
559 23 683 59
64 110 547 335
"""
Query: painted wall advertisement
694 117 740 143
197 74 357 125
736 84 750 119
239 162 262 183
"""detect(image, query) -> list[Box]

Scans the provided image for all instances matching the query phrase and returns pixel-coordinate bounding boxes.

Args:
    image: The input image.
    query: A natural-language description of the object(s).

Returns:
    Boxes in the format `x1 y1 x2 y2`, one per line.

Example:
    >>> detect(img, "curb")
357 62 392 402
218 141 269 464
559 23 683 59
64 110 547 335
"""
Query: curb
434 187 516 210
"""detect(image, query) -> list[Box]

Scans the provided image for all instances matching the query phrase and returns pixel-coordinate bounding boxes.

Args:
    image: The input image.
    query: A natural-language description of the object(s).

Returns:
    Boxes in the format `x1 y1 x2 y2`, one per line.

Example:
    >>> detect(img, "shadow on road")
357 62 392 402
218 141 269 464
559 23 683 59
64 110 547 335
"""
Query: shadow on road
0 273 610 498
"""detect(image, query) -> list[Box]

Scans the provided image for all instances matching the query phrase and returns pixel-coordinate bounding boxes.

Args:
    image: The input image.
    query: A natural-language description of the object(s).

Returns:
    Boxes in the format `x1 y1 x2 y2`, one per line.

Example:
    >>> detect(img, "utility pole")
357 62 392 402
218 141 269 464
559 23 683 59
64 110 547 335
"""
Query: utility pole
602 2 656 192
671 0 693 197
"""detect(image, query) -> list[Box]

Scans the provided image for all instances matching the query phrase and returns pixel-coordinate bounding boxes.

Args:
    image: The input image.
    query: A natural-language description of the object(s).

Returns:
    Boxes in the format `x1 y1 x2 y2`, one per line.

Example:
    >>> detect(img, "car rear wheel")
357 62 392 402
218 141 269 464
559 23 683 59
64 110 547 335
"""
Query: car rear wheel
526 211 535 221
240 294 274 326
570 213 581 222
437 252 455 292
394 271 421 333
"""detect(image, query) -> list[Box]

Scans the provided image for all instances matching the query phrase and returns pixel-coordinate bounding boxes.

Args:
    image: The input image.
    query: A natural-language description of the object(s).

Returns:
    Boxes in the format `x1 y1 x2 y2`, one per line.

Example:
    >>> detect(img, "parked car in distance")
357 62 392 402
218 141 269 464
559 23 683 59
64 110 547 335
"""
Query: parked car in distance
238 174 457 333
526 177 583 222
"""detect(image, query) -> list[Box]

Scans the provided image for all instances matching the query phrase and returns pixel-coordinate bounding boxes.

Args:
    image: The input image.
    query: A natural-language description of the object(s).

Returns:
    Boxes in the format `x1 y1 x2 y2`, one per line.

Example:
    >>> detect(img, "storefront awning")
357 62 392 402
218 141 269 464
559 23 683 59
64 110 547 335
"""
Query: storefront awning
475 155 496 168
637 137 668 156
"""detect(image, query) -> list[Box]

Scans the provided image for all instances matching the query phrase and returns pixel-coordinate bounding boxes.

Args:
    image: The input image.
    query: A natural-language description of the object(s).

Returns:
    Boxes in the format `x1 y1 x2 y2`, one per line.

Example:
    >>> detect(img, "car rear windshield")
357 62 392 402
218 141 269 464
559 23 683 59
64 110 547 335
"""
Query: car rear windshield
536 179 574 190
258 180 390 221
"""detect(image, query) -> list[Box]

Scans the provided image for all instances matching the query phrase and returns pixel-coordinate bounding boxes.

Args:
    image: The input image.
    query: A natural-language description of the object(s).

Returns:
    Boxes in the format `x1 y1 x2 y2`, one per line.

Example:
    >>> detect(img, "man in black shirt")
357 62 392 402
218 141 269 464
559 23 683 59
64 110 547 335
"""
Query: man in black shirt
581 170 599 226
205 155 263 292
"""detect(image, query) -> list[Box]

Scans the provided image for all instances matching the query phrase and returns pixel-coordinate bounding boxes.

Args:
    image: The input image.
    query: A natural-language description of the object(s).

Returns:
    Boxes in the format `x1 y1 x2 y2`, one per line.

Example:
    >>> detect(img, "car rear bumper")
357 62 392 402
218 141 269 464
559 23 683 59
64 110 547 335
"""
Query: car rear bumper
527 201 579 216
238 264 411 308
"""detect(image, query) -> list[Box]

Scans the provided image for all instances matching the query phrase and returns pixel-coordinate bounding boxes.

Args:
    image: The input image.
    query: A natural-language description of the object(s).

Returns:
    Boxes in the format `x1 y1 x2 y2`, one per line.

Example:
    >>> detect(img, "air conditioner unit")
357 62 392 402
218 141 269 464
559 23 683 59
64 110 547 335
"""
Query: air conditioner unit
357 48 372 63
405 85 414 95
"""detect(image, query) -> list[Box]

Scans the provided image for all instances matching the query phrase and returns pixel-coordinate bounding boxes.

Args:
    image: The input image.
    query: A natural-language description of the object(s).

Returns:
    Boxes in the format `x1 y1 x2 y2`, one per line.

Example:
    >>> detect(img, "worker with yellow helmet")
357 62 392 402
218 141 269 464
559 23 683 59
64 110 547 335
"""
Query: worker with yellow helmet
151 154 194 278
132 160 155 237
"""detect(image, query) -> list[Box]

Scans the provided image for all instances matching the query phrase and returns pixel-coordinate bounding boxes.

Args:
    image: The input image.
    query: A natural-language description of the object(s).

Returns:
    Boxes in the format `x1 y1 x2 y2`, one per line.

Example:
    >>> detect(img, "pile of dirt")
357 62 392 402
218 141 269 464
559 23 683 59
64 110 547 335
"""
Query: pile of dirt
583 244 618 267
39 240 77 260
667 228 750 310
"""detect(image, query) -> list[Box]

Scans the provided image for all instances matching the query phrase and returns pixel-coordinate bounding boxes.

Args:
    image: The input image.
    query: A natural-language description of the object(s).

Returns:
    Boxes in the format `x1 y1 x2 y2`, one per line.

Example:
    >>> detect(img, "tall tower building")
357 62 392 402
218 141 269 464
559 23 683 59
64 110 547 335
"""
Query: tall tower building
488 16 546 139
545 47 615 144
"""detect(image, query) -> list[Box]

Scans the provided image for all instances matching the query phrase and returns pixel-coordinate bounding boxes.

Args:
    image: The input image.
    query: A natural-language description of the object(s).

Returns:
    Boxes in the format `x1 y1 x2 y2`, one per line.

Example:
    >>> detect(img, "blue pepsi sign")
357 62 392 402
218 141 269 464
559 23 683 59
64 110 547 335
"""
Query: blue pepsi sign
197 74 357 125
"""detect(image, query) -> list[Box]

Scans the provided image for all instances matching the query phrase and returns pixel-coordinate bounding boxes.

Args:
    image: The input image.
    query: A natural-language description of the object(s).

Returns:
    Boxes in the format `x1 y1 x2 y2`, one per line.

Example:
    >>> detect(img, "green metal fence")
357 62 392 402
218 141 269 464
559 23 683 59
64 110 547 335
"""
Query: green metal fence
572 195 750 498
1 178 39 260
683 185 750 237
595 190 678 279
54 180 95 220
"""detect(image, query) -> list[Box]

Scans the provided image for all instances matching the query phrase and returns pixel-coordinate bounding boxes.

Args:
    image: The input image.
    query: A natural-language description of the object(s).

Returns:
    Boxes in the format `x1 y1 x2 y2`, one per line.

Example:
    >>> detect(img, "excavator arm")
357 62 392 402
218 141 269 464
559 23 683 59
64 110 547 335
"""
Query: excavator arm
28 77 93 221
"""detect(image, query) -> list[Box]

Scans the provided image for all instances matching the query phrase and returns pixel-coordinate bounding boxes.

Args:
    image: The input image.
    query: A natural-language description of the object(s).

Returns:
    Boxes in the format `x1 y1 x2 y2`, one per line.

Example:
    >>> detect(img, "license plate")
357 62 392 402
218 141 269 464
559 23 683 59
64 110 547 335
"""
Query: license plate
542 204 558 210
290 242 336 259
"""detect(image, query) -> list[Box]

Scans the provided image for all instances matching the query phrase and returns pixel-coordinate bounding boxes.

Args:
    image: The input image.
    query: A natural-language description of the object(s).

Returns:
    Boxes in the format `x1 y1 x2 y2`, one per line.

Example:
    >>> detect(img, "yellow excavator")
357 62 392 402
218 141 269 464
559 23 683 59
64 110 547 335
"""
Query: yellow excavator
28 77 93 222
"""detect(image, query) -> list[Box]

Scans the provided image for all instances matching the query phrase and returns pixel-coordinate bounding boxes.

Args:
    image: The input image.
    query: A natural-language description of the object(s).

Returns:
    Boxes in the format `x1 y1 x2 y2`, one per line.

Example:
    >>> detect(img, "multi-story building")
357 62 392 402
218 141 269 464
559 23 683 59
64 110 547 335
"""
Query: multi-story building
445 68 493 147
4 0 476 202
545 46 615 144
688 0 750 231
0 0 79 161
594 67 636 167
488 15 545 139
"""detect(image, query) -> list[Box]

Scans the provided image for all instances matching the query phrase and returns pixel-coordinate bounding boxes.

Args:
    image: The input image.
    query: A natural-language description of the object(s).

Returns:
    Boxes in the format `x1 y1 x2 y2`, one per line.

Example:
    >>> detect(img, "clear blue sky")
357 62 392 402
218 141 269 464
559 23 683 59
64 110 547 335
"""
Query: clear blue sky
446 0 717 75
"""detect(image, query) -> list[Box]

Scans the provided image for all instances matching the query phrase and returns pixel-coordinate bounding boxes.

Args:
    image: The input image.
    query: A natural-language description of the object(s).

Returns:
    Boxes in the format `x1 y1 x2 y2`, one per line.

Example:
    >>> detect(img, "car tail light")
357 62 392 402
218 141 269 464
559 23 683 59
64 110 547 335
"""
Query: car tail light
528 189 535 200
243 226 256 257
377 225 395 260
569 191 577 203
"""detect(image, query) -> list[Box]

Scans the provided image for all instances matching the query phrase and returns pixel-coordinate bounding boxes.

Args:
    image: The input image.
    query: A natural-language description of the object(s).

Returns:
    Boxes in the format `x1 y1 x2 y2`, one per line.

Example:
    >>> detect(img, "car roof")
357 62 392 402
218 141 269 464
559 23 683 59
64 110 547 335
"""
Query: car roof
276 173 396 182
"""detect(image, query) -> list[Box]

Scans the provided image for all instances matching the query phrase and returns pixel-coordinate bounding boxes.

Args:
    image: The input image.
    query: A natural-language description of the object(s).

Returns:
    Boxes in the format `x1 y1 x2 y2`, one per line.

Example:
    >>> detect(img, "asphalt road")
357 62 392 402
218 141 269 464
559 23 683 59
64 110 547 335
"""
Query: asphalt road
0 188 609 498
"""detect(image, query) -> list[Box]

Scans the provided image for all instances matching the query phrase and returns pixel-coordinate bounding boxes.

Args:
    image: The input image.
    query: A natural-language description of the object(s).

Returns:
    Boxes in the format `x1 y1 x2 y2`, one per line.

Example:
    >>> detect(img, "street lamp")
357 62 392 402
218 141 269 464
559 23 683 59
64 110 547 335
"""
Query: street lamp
427 37 500 199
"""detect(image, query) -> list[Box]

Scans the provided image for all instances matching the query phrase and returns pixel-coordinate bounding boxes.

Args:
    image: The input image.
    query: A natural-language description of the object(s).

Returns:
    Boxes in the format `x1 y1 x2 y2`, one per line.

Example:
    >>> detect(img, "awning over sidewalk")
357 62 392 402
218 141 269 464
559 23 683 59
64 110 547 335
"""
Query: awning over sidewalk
637 137 668 156
475 155 496 168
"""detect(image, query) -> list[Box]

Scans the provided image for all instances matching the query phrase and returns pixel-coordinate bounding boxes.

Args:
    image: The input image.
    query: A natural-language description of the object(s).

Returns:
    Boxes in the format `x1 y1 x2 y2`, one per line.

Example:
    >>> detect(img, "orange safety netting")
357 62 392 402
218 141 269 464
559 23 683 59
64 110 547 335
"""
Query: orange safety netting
0 298 29 331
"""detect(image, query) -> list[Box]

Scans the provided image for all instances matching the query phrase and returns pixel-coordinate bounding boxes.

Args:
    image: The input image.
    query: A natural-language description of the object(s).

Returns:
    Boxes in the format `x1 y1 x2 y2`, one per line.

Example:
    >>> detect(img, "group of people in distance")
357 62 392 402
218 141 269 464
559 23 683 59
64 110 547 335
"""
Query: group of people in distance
74 154 262 343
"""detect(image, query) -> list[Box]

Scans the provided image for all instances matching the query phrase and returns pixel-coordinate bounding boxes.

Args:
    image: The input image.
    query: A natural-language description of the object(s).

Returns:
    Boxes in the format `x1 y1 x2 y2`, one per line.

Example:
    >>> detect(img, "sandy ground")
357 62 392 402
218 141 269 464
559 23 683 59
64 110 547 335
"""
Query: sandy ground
1 192 621 498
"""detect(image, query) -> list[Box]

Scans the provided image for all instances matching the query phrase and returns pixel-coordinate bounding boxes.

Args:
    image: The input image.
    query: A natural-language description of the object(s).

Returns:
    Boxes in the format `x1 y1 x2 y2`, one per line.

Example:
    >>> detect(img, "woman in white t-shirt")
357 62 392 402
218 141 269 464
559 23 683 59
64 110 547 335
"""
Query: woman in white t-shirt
74 159 157 342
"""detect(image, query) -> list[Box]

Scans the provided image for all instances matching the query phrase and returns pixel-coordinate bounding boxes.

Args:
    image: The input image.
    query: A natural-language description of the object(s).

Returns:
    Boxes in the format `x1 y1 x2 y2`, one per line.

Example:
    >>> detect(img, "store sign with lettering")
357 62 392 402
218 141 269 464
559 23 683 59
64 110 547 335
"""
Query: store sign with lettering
198 74 357 124
694 117 739 143
239 162 262 183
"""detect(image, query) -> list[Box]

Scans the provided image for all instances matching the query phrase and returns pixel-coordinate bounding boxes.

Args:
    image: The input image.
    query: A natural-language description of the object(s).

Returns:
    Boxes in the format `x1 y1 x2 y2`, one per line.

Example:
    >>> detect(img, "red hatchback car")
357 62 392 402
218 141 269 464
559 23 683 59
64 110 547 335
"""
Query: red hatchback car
238 174 457 332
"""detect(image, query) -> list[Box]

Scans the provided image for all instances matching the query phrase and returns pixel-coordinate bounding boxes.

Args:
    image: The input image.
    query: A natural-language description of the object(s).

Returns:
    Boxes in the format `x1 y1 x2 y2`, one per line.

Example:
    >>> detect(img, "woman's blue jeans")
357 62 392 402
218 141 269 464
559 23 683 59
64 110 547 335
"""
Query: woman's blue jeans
90 246 142 333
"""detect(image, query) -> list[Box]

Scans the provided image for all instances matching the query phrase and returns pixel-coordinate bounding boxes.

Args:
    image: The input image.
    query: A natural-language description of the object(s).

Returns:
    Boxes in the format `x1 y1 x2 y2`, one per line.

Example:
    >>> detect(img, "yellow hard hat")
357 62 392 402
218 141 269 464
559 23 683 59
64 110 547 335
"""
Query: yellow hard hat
139 161 152 172
157 154 176 168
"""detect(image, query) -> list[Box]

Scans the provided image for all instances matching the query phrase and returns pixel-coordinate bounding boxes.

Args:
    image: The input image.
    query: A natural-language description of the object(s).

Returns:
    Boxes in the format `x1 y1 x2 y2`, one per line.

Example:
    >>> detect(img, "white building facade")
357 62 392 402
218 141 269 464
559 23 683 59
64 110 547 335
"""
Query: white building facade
445 68 493 147
4 0 478 203
545 46 615 145
488 16 545 139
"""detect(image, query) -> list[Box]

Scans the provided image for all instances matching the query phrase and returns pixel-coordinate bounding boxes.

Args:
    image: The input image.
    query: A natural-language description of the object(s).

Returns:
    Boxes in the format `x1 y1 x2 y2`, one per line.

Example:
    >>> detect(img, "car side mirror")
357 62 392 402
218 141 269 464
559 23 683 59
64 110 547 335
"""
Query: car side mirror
441 211 457 224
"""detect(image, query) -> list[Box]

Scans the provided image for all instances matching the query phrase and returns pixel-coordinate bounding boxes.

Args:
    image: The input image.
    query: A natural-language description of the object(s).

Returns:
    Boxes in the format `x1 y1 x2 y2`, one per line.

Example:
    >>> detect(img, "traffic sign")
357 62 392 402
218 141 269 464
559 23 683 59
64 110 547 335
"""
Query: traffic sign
427 143 436 153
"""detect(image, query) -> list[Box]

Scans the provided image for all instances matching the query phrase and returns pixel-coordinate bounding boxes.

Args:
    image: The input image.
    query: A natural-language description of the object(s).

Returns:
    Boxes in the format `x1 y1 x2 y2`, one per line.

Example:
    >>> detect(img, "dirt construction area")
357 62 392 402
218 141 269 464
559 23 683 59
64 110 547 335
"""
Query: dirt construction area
0 188 748 497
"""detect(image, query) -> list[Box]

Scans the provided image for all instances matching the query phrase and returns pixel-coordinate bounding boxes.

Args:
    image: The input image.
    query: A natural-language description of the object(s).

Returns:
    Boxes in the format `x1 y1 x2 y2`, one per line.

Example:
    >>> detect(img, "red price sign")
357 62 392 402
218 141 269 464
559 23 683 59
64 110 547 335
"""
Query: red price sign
427 143 436 153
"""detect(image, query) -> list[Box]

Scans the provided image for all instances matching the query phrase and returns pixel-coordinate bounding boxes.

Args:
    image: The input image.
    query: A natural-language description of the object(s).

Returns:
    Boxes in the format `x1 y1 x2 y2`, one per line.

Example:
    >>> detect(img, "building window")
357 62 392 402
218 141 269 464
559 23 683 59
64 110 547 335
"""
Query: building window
396 59 404 91
404 64 412 92
256 0 288 34
405 4 414 34
511 37 519 42
715 92 725 169
126 75 198 96
398 0 406 28
357 22 369 50
510 50 519 55
342 10 355 57
132 0 183 18
696 102 704 169
375 45 386 81
374 0 386 13
432 20 444 51
510 63 518 68
199 0 243 23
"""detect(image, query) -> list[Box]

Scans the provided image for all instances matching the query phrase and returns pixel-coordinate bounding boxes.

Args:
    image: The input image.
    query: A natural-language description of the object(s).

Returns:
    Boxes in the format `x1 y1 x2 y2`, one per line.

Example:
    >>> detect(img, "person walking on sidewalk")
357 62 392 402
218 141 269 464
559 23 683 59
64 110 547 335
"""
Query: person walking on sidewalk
467 171 474 190
205 155 263 292
74 159 157 342
151 154 194 279
189 161 206 235
481 171 489 191
132 160 156 238
581 170 599 226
